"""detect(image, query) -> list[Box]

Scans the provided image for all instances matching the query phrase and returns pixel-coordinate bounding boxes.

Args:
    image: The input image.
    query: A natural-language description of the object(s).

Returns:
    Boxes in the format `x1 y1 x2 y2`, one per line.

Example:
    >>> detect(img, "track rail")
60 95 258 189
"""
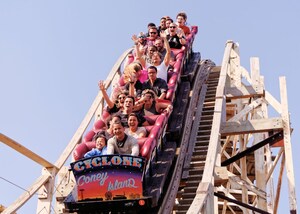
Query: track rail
159 59 216 213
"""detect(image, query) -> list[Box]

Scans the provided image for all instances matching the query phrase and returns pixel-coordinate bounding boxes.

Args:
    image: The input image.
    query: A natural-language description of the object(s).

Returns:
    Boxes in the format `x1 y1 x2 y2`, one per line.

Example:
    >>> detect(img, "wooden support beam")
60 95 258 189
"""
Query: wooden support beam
187 182 213 214
221 131 283 166
36 167 57 213
251 58 268 210
215 167 228 186
0 133 57 169
2 173 51 214
228 98 263 122
214 192 271 214
279 77 297 212
240 66 252 84
225 84 264 99
228 174 266 199
264 90 282 114
221 117 283 135
274 152 285 214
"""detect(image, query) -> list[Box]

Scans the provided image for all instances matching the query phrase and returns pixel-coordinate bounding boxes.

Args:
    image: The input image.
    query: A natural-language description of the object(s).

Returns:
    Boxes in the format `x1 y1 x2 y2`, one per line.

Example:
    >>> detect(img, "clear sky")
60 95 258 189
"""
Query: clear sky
0 1 299 213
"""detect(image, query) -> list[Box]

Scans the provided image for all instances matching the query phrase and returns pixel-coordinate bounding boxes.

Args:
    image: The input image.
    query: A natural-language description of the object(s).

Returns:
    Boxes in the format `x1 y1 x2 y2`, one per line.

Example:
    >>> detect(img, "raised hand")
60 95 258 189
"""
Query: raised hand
98 80 105 91
131 34 138 43
160 31 166 39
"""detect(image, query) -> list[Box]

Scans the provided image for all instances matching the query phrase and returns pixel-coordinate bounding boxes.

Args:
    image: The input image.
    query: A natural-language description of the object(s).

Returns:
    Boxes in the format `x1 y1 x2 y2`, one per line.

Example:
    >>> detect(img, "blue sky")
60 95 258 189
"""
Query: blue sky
0 1 299 213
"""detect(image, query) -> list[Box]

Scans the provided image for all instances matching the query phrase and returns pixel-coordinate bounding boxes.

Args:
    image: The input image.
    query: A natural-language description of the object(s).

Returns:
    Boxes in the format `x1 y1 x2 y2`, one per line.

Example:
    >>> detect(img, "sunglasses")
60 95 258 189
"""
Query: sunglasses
118 96 126 100
149 32 157 34
169 26 176 28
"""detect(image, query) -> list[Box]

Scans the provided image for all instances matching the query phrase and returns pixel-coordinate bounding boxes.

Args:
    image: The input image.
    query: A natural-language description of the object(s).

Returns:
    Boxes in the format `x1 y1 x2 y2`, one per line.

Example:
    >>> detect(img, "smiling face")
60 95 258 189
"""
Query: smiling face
128 115 138 129
176 15 185 27
148 27 158 40
118 93 127 105
154 39 163 51
95 137 106 149
151 52 162 65
169 24 177 36
124 97 134 109
166 19 172 28
160 18 166 30
112 123 125 140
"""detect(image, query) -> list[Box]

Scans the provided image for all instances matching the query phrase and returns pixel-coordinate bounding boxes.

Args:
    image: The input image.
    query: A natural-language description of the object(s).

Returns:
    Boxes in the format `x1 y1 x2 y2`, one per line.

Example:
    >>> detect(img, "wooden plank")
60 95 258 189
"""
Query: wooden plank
202 97 224 182
216 41 234 98
266 148 284 183
279 77 297 212
36 168 57 213
251 58 268 210
225 84 264 99
250 57 260 85
221 117 283 135
221 131 283 167
229 42 241 87
214 167 229 186
265 90 282 114
2 173 51 214
241 66 252 84
274 152 285 214
214 192 271 214
0 133 57 169
187 182 212 214
228 98 263 122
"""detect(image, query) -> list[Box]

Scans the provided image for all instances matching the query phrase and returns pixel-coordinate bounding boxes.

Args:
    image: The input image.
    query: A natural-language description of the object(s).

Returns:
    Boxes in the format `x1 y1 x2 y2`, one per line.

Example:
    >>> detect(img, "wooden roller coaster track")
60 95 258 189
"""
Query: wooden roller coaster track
0 41 297 214
160 41 297 214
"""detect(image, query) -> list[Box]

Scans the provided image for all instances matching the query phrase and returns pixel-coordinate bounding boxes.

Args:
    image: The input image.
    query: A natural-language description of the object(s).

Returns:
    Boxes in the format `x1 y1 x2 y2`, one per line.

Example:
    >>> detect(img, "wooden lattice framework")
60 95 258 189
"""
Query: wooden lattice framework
187 41 297 214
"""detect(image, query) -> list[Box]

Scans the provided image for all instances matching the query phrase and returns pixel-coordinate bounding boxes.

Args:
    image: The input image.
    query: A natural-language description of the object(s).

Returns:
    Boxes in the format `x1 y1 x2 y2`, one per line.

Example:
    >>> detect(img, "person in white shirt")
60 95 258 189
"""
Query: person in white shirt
106 121 139 156
125 113 147 138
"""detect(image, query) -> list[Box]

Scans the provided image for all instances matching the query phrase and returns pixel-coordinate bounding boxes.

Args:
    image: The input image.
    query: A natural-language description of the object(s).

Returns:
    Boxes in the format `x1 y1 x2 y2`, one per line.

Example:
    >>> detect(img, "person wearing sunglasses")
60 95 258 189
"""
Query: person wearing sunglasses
131 32 148 57
98 80 128 114
146 26 159 46
164 17 185 37
166 23 186 49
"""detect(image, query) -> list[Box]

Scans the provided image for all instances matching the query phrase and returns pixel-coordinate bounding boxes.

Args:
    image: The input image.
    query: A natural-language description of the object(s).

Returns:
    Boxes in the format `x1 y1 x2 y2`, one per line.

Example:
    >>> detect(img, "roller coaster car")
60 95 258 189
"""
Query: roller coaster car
64 26 198 213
